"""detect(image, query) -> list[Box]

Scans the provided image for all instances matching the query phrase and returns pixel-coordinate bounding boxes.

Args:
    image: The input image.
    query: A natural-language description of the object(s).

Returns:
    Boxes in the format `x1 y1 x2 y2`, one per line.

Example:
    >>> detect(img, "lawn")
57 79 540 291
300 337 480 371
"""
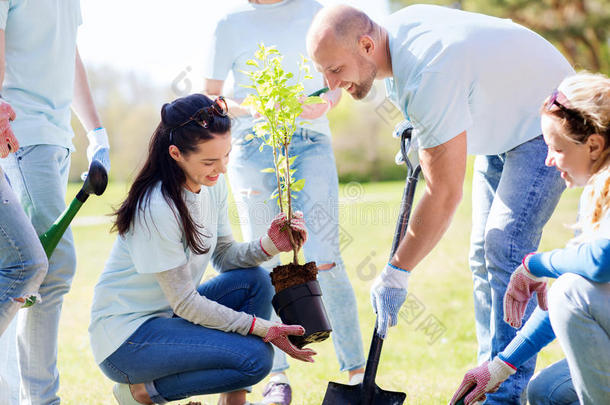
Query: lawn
54 170 579 404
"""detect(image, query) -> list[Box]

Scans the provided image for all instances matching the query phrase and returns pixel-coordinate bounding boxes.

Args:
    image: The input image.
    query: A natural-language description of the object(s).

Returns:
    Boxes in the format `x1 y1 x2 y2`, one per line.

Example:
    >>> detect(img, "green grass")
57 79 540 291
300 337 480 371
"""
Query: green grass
55 176 580 404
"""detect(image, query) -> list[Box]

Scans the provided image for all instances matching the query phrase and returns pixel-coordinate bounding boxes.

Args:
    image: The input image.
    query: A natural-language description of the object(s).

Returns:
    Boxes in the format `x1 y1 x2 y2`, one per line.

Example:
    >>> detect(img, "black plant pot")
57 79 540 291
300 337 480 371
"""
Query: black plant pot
272 280 332 348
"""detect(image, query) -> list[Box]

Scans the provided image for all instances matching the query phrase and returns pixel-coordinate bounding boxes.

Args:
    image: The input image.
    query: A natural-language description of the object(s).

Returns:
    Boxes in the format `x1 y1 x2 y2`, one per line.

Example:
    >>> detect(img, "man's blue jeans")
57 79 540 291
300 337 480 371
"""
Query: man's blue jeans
99 267 274 404
0 145 75 405
228 128 365 373
0 168 48 404
468 135 565 404
527 274 610 404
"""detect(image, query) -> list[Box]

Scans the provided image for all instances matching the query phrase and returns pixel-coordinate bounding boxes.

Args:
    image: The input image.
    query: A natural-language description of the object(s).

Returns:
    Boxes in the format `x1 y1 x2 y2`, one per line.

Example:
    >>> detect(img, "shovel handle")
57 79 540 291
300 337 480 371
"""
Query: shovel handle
362 330 384 405
454 385 475 405
307 87 329 97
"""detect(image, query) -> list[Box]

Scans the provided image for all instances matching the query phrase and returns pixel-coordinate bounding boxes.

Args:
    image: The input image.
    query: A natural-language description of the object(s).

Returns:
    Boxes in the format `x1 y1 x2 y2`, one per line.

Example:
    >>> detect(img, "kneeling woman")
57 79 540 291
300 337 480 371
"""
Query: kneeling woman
89 94 315 405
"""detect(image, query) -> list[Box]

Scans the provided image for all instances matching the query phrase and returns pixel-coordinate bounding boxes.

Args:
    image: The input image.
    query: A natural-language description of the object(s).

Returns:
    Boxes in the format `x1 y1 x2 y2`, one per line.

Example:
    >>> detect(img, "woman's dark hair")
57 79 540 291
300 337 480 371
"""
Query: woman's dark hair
112 94 231 254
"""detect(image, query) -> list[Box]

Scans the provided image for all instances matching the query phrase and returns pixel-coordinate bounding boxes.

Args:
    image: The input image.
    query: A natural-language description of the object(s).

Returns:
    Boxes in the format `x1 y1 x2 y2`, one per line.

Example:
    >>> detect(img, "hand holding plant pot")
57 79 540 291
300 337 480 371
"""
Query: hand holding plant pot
242 44 332 348
250 317 317 363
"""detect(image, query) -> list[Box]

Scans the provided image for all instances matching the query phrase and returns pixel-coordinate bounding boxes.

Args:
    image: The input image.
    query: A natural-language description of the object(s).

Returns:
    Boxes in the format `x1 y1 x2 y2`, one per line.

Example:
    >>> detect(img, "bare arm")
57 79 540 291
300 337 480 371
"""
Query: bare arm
72 47 101 131
203 78 251 117
391 131 467 270
0 30 5 85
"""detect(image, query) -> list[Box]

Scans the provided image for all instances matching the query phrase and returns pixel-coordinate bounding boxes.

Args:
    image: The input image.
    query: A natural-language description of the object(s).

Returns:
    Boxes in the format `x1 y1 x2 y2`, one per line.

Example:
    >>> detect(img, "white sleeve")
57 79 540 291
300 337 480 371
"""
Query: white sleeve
155 265 253 335
203 17 235 81
0 1 10 30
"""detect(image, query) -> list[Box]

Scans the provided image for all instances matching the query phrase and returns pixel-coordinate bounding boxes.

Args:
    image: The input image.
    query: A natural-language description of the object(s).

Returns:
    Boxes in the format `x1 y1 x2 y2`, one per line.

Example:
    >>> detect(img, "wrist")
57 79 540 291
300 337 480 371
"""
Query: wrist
379 262 411 289
260 235 280 257
521 253 544 281
250 316 273 338
490 356 517 380
86 127 109 148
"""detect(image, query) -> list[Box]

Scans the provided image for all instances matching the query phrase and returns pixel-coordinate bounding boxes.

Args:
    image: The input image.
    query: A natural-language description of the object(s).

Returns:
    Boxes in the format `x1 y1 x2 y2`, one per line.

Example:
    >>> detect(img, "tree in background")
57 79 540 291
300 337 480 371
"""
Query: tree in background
390 0 610 75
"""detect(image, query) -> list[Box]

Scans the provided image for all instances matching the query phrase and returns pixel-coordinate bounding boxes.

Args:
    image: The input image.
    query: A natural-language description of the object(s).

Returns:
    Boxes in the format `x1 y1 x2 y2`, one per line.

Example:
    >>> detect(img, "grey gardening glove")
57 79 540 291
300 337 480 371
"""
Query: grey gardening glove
370 263 410 338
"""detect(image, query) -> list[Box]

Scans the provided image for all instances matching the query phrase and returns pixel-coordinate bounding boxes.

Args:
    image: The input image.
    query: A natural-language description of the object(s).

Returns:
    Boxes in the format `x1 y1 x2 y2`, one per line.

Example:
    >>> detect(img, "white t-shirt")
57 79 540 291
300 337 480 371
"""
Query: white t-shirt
89 177 233 364
205 0 331 137
384 5 574 155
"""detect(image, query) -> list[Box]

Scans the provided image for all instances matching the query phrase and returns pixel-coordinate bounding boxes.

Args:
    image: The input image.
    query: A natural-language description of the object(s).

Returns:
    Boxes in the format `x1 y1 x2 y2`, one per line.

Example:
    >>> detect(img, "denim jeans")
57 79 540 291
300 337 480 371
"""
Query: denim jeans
228 128 365 373
527 359 578 405
0 145 76 405
99 267 274 404
544 274 609 404
468 135 565 404
0 168 48 404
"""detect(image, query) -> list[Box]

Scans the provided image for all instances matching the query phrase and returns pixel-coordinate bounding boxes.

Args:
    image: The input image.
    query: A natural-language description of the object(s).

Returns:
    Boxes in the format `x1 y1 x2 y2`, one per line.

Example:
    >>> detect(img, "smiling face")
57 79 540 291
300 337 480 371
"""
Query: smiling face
170 132 231 192
309 35 377 100
542 114 597 188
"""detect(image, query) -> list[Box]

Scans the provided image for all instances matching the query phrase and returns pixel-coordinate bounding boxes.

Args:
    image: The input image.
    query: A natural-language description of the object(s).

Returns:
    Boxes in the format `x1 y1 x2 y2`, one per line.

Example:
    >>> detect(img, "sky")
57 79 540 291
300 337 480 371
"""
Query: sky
77 0 392 90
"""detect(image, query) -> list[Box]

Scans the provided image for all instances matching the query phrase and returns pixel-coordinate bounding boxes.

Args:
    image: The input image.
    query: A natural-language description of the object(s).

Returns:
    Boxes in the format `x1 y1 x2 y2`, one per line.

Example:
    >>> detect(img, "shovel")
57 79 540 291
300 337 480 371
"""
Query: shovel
22 160 108 308
321 123 420 405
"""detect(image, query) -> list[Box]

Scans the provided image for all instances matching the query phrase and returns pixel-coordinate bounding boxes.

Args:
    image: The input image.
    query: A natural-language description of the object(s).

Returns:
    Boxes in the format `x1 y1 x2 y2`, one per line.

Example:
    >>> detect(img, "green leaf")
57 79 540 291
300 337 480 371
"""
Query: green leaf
291 179 305 192
260 167 275 173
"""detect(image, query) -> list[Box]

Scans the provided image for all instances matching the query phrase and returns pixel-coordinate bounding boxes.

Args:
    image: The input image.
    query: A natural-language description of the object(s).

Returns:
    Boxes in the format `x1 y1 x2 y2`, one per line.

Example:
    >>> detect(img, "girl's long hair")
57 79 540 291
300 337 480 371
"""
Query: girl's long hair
112 94 231 254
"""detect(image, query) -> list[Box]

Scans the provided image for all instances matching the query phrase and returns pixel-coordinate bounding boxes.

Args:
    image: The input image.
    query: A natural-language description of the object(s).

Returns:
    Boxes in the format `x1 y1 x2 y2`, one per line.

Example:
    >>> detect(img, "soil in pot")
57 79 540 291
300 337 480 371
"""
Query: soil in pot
270 261 318 293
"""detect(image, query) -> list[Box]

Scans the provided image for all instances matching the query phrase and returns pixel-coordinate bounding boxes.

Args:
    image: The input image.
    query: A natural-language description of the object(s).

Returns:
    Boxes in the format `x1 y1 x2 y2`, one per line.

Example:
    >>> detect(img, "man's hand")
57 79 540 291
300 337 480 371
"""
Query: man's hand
370 263 410 338
0 101 18 158
86 127 111 174
250 317 317 363
450 357 516 405
504 254 547 329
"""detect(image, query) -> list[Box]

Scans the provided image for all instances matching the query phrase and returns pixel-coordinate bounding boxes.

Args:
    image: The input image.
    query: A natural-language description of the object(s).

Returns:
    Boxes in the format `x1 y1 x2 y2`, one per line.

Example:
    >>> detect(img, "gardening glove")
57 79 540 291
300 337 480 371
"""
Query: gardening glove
503 253 548 329
250 317 317 363
449 357 516 405
370 263 410 338
260 211 307 256
83 127 111 179
0 100 18 158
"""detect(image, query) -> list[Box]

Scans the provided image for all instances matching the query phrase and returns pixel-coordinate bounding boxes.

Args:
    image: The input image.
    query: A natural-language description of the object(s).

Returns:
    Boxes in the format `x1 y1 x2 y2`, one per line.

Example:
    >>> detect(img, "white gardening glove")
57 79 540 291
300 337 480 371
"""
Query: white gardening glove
450 357 516 405
370 263 410 338
83 127 110 178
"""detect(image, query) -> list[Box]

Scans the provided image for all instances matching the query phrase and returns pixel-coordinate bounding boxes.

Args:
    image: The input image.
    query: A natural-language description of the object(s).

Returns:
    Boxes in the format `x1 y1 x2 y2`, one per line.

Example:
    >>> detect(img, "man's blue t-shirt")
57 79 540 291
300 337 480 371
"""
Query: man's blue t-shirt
384 5 574 155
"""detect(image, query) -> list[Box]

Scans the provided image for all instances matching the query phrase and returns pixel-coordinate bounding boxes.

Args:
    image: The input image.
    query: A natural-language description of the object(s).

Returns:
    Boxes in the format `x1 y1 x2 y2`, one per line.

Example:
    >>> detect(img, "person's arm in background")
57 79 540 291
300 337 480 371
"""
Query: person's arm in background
203 78 251 117
71 47 110 173
0 30 19 158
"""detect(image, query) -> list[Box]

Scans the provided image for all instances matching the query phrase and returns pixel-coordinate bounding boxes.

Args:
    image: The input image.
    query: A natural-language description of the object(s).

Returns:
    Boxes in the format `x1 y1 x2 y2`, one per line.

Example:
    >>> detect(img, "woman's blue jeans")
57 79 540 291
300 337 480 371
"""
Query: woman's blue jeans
468 135 565 404
99 267 275 404
228 128 365 373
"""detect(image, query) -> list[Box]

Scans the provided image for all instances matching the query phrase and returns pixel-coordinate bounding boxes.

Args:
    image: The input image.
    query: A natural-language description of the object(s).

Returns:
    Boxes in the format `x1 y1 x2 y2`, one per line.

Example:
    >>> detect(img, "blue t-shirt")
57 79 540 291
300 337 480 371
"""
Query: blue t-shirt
384 5 574 155
205 0 331 137
0 0 82 150
88 177 233 364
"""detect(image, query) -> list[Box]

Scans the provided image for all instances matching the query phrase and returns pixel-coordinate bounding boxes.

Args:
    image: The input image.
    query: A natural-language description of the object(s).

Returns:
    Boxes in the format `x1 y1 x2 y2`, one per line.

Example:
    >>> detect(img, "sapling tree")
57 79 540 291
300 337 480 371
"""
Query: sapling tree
242 44 324 264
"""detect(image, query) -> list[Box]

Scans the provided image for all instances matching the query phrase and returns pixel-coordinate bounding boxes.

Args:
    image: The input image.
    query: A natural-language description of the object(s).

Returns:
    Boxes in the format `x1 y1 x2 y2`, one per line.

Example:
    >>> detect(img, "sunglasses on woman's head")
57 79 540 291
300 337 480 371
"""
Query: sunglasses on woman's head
170 97 229 144
545 89 597 136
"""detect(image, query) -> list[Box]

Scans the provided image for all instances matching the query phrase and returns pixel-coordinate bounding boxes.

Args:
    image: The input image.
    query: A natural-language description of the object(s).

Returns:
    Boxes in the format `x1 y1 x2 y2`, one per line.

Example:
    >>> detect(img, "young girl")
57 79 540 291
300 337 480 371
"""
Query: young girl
451 72 610 405
89 94 315 405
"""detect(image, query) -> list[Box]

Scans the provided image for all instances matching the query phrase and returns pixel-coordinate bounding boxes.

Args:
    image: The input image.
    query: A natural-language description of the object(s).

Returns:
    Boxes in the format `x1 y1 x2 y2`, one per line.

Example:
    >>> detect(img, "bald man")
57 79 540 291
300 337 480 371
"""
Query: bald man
307 4 573 404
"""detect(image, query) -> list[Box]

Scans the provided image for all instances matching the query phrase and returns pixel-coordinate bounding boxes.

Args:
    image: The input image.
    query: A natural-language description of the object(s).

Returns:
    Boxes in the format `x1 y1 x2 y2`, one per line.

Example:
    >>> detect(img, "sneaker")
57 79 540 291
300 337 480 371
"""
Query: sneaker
113 383 142 405
348 372 364 386
260 374 292 405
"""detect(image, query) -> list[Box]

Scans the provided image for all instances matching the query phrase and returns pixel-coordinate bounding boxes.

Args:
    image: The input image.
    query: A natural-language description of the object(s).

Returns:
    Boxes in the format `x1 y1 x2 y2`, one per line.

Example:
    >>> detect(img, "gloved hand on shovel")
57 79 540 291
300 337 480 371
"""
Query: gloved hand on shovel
370 262 410 338
504 253 548 329
0 100 19 158
449 357 516 405
83 127 111 179
250 317 317 362
260 211 307 256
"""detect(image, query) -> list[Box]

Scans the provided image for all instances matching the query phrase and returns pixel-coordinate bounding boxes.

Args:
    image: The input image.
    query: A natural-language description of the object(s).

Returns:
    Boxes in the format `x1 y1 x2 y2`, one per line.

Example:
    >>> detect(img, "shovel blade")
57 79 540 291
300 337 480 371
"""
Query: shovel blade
321 382 406 405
